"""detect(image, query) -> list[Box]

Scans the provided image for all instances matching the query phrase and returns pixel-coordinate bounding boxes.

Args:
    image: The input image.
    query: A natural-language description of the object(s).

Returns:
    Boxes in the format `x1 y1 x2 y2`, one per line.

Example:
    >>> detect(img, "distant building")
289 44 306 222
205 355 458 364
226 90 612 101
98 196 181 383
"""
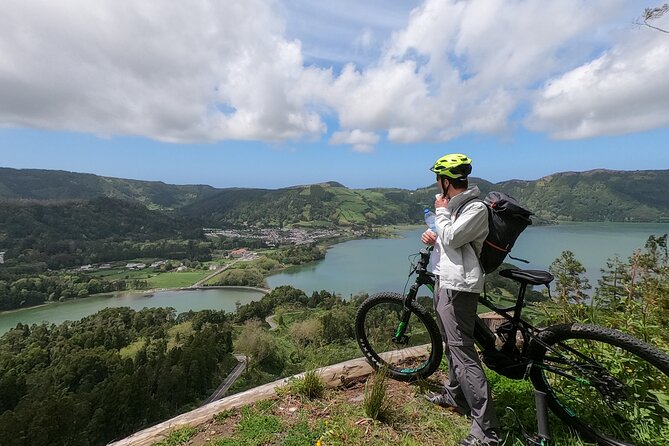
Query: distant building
125 262 146 270
0 251 5 264
79 264 94 271
229 248 248 258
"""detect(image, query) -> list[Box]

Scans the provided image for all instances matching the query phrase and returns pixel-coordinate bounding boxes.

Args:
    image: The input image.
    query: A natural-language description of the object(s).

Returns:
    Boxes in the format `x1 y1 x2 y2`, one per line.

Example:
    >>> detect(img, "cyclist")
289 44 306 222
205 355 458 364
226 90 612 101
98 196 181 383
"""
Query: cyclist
421 153 500 446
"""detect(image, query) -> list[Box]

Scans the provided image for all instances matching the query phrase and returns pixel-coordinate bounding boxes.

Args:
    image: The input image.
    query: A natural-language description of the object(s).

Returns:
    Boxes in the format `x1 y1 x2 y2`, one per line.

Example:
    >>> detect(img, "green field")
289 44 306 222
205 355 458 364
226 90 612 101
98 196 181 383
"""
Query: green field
147 271 211 288
90 268 210 289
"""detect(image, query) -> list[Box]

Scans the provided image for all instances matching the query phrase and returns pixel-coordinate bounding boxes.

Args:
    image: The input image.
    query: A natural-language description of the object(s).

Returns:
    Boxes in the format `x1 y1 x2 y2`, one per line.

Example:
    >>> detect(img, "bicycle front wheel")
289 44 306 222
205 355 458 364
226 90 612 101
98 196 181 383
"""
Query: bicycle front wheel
355 292 443 382
529 323 669 446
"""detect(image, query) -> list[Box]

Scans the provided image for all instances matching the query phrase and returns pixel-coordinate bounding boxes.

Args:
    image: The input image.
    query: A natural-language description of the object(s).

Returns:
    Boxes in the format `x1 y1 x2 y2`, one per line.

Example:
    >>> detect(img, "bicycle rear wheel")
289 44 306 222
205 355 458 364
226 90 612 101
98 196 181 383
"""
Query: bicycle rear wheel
528 323 669 446
355 292 443 382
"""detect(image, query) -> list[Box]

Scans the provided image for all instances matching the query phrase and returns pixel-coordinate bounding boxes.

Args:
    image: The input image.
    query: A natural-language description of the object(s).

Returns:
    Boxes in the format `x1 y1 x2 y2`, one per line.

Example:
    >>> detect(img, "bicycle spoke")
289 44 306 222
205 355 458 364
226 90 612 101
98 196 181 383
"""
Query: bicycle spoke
356 292 442 382
534 330 669 445
363 301 430 370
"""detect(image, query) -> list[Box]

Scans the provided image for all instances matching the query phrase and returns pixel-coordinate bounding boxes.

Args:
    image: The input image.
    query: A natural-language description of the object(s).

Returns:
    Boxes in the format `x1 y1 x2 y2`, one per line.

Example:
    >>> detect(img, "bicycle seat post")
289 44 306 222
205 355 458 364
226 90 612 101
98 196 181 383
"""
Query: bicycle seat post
513 283 528 322
497 268 554 354
533 390 550 445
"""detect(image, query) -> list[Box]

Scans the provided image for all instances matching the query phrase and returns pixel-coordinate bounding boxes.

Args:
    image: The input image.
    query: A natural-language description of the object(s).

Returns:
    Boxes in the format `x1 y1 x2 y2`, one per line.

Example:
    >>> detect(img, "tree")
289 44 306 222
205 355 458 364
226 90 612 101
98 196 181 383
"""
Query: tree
320 305 355 343
595 255 629 310
234 320 284 373
636 234 669 320
549 250 591 304
289 318 322 359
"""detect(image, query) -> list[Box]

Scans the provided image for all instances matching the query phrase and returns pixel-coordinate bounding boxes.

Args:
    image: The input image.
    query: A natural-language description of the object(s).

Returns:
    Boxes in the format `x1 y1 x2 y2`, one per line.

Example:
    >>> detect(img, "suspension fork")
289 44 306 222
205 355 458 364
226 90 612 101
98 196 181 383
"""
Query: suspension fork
392 280 435 341
393 283 420 341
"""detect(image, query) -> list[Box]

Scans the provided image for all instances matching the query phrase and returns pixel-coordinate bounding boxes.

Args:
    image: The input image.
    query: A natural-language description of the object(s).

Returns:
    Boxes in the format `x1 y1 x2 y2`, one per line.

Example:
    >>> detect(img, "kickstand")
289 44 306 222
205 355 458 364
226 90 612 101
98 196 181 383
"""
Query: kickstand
505 390 550 446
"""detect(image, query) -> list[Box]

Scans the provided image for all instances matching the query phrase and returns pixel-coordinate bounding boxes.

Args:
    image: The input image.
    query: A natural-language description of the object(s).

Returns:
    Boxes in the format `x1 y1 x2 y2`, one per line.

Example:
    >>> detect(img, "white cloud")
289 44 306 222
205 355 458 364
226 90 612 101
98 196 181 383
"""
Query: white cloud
329 129 379 153
324 0 627 144
0 0 331 143
0 0 667 150
526 27 669 139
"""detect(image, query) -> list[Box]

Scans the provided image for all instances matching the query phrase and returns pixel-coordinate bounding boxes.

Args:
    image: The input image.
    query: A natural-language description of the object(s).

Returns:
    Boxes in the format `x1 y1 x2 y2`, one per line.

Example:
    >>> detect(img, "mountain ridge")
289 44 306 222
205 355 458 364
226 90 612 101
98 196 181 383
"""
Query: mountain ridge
1 166 669 224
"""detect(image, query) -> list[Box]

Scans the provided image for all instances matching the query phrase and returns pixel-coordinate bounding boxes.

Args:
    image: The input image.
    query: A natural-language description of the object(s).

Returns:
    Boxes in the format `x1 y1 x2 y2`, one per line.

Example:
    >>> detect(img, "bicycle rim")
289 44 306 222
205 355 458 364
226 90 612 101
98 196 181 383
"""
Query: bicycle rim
530 324 669 446
355 292 442 382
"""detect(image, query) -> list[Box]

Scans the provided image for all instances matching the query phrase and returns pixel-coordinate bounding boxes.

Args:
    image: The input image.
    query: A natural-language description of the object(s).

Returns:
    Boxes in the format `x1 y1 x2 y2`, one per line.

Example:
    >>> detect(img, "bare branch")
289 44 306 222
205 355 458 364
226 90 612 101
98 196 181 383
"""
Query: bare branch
641 3 669 33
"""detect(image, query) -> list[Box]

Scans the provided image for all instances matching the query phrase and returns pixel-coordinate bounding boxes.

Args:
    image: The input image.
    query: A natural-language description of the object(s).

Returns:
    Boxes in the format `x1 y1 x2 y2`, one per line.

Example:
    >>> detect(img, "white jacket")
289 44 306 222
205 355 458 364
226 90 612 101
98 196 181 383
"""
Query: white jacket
430 186 489 293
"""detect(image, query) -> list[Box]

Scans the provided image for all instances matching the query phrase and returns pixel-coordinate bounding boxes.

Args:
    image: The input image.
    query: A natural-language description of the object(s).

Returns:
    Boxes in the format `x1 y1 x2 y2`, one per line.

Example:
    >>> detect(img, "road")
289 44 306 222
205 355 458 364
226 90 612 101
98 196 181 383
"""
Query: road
265 315 279 330
202 354 247 405
191 252 262 288
190 259 242 288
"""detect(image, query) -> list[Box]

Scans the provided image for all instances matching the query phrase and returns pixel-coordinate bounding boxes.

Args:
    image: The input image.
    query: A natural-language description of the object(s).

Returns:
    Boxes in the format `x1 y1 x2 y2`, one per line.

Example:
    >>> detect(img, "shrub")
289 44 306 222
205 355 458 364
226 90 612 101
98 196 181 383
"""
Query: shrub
285 369 326 400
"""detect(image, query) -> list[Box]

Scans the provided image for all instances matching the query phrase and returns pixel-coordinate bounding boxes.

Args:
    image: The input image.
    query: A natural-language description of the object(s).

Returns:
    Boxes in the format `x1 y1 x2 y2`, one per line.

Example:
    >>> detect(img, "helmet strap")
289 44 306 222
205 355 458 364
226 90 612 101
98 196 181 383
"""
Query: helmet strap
439 177 451 199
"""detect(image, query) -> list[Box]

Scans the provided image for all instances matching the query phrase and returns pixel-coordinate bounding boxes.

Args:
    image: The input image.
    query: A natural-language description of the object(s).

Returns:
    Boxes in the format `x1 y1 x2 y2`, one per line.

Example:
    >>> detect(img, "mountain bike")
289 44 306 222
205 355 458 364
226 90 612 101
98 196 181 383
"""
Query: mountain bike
354 246 669 446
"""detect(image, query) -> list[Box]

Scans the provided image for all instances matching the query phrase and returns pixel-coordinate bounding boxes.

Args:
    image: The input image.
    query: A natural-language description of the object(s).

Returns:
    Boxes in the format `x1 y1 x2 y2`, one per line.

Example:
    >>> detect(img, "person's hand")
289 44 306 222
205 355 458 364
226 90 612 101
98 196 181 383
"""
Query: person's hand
421 230 437 245
435 194 449 209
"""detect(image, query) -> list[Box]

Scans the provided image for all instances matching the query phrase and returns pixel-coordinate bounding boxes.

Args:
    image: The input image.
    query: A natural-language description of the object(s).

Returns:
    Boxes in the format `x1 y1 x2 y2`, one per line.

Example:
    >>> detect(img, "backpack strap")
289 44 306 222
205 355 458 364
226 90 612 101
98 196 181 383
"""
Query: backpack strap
454 196 482 219
453 196 489 274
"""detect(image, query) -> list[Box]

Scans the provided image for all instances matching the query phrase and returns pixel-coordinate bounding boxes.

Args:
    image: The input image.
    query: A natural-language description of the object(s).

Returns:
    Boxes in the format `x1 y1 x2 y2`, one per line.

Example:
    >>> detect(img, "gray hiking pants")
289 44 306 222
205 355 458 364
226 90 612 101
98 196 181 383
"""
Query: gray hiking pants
434 283 500 445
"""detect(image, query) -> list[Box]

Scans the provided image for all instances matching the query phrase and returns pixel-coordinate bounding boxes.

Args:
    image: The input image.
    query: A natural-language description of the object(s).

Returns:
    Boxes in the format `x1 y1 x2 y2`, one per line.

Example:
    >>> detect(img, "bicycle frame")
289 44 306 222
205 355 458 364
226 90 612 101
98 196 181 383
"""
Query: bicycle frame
377 246 669 445
399 247 597 383
399 247 512 357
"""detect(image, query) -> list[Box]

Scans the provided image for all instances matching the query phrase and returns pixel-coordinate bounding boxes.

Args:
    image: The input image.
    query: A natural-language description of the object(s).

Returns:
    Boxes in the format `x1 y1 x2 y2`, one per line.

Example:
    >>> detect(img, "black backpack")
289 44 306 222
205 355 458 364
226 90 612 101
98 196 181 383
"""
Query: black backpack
456 191 533 273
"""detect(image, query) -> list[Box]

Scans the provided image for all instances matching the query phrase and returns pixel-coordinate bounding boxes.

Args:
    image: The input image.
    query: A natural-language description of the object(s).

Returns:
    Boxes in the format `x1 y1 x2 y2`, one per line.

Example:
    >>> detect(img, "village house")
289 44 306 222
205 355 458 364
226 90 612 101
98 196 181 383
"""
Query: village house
229 248 248 258
0 251 5 264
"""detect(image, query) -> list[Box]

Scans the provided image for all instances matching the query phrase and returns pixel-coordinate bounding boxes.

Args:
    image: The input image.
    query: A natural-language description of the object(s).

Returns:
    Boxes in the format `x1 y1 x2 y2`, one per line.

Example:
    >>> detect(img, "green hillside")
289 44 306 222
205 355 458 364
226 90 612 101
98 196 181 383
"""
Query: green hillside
0 167 217 209
2 166 669 226
185 170 669 226
0 197 196 247
182 183 423 228
496 170 669 222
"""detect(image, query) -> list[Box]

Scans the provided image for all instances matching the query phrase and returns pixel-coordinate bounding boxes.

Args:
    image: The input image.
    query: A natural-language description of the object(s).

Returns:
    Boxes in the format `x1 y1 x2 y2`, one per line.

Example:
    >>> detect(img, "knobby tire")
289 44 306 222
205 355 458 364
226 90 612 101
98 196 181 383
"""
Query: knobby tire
355 292 443 382
528 323 669 446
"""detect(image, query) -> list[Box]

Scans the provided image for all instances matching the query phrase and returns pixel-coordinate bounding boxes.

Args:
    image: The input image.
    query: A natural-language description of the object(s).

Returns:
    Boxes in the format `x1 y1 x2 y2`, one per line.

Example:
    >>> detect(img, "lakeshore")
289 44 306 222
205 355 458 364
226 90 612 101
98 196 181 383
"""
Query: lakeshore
3 221 667 334
0 286 268 334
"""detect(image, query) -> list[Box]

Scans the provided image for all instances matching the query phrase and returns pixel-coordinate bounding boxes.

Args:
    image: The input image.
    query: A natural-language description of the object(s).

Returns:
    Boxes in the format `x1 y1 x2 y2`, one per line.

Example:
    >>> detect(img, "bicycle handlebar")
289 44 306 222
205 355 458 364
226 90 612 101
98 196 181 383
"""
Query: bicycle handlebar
415 246 433 275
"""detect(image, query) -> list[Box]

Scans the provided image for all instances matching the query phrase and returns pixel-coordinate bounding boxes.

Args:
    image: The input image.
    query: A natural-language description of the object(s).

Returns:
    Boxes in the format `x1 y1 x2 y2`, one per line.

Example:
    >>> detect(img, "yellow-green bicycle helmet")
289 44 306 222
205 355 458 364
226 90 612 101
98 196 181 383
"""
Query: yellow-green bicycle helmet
430 153 473 179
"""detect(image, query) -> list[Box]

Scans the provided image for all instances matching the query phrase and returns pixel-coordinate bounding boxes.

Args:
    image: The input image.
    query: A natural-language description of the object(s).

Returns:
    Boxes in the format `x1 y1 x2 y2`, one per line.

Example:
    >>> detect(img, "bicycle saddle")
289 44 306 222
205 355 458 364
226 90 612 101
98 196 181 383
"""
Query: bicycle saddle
499 268 554 286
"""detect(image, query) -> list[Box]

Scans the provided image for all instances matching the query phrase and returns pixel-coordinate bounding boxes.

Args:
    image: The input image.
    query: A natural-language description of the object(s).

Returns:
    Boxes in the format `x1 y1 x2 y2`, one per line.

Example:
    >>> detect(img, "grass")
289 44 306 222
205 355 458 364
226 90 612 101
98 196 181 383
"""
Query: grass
281 369 326 400
147 271 210 288
152 426 199 446
280 309 325 326
118 337 146 359
119 322 195 359
174 367 597 446
363 366 389 421
90 267 210 288
166 321 195 349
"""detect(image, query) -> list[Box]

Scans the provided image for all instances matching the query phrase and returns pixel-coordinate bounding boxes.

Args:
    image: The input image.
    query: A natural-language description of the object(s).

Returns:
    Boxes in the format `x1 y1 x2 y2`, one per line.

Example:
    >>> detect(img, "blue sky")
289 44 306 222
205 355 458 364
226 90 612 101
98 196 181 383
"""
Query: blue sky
1 0 668 190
